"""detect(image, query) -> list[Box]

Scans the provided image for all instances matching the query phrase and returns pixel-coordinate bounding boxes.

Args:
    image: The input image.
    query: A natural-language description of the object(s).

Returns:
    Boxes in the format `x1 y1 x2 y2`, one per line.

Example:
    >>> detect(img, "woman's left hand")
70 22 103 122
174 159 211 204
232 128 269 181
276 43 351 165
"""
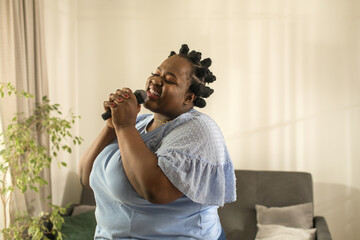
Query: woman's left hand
107 88 141 129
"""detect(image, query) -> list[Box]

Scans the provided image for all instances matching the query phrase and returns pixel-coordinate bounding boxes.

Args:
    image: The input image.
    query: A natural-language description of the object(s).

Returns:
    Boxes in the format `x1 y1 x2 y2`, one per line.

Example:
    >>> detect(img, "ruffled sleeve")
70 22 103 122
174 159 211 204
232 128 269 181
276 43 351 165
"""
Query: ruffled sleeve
155 113 236 206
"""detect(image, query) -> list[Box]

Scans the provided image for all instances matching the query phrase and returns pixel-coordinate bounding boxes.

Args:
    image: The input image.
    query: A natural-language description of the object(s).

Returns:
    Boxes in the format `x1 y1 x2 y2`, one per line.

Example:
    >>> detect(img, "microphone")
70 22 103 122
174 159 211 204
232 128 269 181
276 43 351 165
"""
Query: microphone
101 89 147 121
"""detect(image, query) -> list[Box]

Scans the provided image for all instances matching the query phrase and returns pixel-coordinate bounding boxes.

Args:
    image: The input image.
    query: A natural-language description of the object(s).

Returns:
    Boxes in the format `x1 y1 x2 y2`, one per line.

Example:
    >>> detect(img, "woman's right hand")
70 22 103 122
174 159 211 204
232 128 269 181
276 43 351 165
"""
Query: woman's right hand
103 98 116 129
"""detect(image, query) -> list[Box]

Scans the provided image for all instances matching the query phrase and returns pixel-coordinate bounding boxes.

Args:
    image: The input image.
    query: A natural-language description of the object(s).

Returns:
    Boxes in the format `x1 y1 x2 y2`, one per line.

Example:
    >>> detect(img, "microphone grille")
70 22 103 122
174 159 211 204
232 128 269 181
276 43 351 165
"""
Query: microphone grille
134 89 147 104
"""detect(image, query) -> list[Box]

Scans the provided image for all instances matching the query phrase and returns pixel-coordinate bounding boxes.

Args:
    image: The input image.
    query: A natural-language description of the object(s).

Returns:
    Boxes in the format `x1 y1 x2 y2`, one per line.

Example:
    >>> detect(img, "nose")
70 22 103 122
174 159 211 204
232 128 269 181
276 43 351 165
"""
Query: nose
150 76 163 87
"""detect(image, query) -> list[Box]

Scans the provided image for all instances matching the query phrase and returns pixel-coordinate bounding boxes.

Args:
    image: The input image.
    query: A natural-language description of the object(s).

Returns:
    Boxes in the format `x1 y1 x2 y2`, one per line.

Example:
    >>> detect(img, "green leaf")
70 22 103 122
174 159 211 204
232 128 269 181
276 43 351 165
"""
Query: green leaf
29 185 39 192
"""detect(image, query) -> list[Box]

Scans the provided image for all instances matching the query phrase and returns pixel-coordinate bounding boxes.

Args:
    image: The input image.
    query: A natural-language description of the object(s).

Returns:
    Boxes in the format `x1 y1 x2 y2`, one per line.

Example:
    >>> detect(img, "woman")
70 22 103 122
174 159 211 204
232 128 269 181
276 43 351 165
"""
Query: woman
79 44 236 240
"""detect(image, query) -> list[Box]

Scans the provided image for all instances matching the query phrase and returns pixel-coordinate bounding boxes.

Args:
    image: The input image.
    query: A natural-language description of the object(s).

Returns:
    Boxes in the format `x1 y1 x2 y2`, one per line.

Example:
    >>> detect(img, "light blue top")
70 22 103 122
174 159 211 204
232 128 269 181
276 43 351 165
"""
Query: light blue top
90 109 236 239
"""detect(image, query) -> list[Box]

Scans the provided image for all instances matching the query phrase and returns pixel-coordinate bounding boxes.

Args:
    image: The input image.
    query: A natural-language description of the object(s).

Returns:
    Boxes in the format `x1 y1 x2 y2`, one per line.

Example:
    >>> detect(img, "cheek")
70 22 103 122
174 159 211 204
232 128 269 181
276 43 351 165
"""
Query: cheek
164 87 186 101
145 78 151 89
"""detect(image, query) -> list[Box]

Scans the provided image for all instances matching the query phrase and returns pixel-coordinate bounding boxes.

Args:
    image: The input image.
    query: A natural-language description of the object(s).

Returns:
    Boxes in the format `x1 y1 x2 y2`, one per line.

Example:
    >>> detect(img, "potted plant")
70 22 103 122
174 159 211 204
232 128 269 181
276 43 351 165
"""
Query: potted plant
0 82 82 239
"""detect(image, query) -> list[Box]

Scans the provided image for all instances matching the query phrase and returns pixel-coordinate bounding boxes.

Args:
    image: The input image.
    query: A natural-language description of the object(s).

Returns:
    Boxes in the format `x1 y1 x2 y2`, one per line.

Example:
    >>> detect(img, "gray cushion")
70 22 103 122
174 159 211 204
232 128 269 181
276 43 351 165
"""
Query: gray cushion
255 224 316 240
218 170 314 240
256 202 313 229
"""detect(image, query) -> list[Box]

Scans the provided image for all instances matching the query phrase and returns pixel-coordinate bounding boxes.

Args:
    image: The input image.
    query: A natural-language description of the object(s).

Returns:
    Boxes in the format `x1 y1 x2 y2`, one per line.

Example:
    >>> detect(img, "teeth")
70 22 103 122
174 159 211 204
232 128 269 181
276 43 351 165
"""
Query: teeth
150 89 160 96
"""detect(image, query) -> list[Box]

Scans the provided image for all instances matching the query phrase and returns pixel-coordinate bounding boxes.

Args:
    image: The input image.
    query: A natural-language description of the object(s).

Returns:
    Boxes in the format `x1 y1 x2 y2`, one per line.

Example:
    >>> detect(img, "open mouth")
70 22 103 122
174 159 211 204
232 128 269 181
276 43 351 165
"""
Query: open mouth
149 88 160 96
147 85 162 99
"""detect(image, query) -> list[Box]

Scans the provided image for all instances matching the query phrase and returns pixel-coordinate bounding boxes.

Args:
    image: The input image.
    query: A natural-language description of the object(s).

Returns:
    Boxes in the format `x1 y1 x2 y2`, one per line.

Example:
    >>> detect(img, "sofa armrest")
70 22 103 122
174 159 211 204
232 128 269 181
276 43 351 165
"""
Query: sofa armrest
314 216 332 240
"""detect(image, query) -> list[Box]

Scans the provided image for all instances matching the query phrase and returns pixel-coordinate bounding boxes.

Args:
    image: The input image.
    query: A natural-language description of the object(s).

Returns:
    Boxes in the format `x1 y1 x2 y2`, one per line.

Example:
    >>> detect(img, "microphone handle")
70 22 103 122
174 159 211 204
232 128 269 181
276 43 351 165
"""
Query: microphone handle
101 110 112 121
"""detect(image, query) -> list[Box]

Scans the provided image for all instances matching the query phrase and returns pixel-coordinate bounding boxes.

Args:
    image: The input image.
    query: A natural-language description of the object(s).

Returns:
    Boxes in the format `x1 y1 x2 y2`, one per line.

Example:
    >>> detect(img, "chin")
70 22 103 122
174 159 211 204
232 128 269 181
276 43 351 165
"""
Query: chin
143 101 156 112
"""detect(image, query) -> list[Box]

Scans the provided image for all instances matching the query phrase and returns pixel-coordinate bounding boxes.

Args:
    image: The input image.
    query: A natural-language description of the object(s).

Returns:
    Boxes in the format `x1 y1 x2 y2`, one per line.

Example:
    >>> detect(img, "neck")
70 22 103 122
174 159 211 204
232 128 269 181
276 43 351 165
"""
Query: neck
146 115 172 132
154 116 171 125
153 112 175 124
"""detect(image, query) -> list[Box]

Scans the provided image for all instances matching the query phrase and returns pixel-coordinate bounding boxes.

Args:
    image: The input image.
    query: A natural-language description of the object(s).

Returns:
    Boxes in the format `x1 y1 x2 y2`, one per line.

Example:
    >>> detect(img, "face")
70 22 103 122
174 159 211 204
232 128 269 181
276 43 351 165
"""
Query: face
143 55 195 119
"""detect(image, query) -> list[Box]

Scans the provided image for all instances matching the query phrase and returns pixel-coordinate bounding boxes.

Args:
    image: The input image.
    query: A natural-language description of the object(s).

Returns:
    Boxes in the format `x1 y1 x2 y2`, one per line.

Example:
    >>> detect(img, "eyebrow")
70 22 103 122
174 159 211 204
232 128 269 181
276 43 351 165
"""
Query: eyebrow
157 67 177 79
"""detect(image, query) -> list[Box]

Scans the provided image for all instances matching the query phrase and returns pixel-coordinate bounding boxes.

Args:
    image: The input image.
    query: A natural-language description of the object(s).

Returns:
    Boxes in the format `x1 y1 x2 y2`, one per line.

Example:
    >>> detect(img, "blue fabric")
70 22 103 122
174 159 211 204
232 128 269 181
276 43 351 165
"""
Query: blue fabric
218 227 226 240
90 108 236 239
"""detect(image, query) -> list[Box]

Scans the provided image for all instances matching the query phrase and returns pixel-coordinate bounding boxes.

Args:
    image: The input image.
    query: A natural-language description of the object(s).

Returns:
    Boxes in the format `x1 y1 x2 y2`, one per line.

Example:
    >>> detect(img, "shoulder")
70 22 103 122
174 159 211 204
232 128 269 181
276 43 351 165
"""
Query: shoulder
174 109 223 139
158 109 228 163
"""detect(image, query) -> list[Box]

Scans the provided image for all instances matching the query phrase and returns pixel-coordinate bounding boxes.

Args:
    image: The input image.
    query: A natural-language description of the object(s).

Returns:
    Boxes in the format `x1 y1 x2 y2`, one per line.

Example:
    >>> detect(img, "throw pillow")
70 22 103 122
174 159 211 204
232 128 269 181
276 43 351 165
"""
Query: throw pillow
256 202 313 229
255 224 316 240
62 210 96 240
71 204 96 216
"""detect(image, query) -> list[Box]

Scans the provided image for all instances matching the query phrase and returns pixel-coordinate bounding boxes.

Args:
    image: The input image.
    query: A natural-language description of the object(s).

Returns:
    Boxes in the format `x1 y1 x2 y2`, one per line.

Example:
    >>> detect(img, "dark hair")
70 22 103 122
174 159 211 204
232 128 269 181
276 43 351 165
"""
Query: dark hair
168 44 216 108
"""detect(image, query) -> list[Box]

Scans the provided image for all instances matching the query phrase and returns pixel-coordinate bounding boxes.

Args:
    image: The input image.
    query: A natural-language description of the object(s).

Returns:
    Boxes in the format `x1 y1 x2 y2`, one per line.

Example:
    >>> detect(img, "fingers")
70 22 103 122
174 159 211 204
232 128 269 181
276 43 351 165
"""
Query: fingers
103 100 116 110
104 88 134 110
112 88 132 102
116 88 132 98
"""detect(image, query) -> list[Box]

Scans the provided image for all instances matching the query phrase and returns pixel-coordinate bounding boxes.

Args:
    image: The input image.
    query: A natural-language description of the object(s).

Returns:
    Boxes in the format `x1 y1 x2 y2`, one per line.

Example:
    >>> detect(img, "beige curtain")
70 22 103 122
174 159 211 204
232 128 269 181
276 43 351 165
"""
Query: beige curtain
0 0 50 220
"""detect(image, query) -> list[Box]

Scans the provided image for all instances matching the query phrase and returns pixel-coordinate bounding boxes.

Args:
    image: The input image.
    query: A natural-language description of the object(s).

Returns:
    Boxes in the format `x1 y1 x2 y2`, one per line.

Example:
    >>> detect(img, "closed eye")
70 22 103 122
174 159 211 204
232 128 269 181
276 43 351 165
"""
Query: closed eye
151 73 177 85
164 79 175 84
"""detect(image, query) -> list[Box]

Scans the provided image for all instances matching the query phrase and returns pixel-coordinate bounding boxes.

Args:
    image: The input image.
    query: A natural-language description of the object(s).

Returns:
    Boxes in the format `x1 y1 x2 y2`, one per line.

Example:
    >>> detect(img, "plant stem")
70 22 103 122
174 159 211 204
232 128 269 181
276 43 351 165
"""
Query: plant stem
1 192 6 230
1 167 8 230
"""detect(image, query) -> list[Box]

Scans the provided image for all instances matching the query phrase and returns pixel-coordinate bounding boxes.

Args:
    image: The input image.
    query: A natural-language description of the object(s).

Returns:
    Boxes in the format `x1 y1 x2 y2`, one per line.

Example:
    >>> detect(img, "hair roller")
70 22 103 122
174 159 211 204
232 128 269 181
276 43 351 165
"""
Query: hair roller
188 51 202 64
201 85 214 98
200 58 212 68
193 97 206 108
195 68 207 78
169 51 176 57
205 74 216 83
189 83 203 96
179 44 190 55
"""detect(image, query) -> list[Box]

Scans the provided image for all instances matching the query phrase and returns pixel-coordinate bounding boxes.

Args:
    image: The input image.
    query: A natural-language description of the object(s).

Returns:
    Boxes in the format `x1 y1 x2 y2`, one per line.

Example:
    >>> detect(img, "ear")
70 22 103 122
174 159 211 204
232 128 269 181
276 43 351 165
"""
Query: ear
184 92 196 105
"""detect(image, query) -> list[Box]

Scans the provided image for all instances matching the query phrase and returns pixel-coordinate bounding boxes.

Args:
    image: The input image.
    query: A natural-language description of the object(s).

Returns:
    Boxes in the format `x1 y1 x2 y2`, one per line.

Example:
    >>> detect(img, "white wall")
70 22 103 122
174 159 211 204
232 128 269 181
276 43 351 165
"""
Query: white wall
44 0 360 239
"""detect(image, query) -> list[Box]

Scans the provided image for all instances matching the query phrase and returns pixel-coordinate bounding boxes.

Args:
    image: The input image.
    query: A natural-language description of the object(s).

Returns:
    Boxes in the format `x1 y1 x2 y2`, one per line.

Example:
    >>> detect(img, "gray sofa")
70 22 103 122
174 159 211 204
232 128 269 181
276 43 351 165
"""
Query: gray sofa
64 170 332 239
218 170 332 240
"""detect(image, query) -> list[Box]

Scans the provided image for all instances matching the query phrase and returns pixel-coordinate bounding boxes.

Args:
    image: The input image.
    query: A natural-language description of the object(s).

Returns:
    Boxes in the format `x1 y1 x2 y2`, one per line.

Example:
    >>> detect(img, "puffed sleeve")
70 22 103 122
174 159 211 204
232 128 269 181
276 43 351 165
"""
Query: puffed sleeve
155 114 236 206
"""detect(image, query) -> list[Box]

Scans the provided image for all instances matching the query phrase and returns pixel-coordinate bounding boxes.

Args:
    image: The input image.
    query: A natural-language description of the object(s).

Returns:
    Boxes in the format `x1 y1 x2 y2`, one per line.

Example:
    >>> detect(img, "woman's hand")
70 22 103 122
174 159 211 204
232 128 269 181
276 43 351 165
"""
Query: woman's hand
103 88 141 130
103 96 115 129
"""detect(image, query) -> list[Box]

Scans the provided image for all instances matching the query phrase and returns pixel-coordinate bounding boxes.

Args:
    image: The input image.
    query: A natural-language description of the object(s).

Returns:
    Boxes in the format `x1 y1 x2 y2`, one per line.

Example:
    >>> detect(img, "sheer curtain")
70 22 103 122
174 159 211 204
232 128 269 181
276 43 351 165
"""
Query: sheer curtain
43 0 360 239
0 0 50 222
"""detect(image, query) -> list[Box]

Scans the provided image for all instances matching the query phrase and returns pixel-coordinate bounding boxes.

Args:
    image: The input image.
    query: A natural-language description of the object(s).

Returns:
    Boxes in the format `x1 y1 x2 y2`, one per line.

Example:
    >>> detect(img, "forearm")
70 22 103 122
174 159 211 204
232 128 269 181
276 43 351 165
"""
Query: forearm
115 126 182 204
79 126 116 187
